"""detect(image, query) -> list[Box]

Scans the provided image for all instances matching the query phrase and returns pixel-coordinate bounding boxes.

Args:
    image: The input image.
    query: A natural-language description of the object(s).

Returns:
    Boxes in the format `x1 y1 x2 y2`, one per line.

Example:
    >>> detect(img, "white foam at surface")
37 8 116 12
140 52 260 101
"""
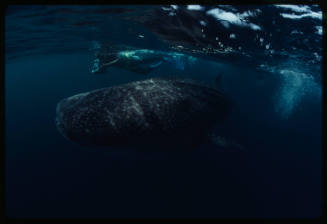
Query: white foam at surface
315 26 322 35
280 12 322 20
313 52 322 62
207 8 239 23
187 5 204 11
206 8 261 30
291 30 303 35
275 5 311 13
220 20 230 28
274 5 322 20
249 24 261 30
239 9 262 18
170 5 178 10
200 20 207 26
161 7 172 11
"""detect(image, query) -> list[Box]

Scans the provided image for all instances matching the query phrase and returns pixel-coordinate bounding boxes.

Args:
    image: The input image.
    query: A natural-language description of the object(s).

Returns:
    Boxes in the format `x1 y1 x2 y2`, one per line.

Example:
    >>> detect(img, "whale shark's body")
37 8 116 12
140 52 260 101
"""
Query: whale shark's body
56 78 232 149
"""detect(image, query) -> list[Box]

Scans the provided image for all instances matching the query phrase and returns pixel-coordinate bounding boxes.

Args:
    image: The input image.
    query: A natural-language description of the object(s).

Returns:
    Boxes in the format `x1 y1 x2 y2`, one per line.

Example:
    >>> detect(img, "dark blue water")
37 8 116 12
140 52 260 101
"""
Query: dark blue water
5 5 322 218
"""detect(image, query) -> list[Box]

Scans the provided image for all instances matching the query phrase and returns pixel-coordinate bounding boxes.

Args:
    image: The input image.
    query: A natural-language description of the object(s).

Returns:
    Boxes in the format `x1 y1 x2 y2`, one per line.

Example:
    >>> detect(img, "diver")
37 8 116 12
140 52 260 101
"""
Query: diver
91 44 196 75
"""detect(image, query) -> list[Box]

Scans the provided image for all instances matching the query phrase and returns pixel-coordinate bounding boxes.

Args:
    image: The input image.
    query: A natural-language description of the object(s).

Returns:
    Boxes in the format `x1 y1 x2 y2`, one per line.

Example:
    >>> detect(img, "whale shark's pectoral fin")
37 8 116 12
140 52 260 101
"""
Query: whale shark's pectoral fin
208 133 246 153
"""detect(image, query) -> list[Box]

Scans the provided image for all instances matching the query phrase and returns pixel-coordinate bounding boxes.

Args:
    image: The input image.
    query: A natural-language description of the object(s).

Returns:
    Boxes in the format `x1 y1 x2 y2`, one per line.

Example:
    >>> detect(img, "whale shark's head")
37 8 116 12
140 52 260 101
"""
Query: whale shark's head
55 92 92 142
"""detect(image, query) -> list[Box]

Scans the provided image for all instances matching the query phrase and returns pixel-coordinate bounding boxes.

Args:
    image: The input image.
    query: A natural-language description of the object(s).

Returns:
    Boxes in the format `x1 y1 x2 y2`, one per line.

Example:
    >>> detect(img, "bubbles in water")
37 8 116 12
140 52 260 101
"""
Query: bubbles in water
274 68 321 119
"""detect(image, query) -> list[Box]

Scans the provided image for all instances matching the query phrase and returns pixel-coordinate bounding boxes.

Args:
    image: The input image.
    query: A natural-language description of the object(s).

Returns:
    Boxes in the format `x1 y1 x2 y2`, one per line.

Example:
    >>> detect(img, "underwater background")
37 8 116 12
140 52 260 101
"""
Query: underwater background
5 5 322 218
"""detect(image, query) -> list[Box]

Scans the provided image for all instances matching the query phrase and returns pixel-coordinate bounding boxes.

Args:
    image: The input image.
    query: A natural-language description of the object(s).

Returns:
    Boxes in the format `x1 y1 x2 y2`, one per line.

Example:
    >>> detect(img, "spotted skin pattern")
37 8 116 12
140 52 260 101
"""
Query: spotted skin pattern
56 78 232 149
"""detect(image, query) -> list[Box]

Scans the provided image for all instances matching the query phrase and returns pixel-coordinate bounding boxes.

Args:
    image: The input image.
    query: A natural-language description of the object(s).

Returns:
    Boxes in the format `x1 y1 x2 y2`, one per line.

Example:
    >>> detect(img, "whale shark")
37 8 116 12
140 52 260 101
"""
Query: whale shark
56 78 232 150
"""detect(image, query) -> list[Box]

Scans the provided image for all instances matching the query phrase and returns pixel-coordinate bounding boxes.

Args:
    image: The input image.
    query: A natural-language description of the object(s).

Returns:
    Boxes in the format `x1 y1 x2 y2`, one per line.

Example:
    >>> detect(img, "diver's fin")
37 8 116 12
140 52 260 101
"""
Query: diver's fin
91 58 102 74
91 58 119 74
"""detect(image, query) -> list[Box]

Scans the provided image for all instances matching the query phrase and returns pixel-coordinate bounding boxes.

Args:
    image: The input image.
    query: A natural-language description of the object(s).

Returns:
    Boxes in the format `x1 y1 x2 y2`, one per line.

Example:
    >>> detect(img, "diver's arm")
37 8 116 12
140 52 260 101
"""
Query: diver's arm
102 58 120 67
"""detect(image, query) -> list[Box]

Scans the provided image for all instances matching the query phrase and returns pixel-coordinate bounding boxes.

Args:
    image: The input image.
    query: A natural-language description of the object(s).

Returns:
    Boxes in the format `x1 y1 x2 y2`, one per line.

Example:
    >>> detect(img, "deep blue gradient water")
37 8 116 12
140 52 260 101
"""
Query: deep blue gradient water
5 5 322 218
